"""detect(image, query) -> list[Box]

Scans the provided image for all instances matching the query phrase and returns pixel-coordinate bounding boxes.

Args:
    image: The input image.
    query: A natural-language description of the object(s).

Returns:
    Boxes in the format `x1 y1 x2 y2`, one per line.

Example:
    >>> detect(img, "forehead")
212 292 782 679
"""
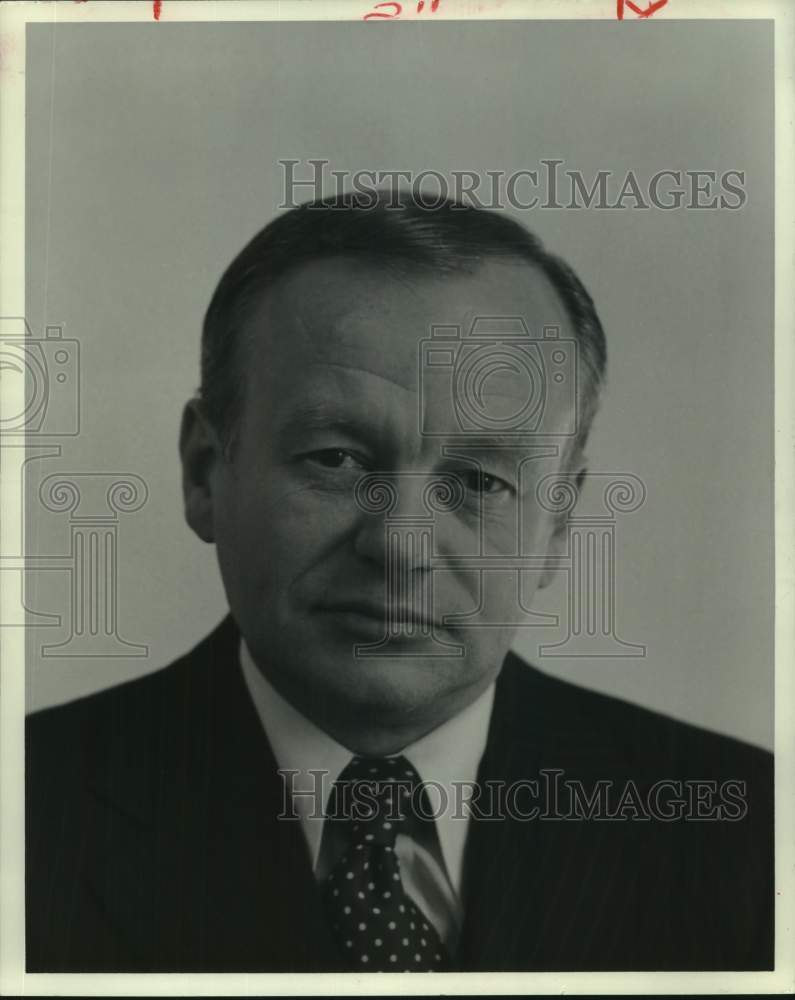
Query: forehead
247 255 572 392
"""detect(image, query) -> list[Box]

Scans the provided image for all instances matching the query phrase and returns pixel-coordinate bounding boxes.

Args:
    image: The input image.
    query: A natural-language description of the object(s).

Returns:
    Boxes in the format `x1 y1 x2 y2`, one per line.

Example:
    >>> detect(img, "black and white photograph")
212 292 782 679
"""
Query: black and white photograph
0 0 792 994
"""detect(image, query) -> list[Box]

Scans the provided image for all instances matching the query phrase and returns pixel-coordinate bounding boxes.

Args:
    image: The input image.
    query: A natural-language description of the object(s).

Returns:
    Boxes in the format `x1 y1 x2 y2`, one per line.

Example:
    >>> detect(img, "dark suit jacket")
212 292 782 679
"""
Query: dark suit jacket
26 615 773 972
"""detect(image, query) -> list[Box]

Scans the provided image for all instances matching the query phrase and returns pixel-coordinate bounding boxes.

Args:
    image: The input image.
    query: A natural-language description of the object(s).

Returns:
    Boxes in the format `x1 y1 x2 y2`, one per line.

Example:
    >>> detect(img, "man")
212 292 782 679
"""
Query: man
26 191 773 972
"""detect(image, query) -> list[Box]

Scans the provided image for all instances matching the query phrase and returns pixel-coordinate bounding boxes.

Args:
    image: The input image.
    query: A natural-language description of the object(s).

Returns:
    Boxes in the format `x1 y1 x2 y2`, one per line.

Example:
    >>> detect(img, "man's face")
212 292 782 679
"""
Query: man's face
184 256 581 740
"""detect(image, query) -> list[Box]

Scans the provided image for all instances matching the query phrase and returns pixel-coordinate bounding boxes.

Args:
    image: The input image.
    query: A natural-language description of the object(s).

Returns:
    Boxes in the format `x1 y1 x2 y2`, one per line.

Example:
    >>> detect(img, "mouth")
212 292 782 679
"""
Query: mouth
316 600 443 636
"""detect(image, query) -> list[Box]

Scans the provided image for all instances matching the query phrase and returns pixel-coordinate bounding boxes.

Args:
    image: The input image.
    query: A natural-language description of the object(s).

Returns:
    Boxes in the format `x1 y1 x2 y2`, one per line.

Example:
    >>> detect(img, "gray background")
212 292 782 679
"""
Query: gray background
23 20 774 749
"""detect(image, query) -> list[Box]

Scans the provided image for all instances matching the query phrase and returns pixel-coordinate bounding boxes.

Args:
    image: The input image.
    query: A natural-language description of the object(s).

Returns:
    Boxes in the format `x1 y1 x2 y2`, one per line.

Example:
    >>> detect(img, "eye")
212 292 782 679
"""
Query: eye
459 469 513 497
304 448 368 471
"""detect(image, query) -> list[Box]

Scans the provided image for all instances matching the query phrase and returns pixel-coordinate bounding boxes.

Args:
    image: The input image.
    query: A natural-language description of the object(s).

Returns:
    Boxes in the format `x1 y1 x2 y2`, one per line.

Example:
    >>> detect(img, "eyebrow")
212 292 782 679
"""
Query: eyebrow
278 403 562 464
278 402 380 444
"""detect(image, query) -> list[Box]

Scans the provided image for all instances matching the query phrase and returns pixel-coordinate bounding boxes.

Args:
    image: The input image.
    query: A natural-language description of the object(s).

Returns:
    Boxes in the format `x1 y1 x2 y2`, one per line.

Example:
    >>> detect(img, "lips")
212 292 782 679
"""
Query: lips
317 599 440 630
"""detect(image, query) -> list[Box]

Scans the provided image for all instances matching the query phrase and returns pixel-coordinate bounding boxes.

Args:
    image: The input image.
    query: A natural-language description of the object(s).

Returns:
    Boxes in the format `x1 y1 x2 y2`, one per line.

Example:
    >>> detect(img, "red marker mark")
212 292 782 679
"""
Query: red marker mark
617 0 668 17
363 0 439 19
364 1 402 18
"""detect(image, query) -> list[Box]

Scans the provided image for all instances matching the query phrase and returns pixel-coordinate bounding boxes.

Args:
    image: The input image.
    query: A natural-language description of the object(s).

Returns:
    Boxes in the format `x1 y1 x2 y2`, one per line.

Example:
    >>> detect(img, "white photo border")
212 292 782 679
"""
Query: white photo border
1 0 792 995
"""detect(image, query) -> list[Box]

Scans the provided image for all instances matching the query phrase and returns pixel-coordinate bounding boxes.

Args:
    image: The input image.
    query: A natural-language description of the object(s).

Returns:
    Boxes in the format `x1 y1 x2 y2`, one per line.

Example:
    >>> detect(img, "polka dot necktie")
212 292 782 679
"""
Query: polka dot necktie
323 754 449 971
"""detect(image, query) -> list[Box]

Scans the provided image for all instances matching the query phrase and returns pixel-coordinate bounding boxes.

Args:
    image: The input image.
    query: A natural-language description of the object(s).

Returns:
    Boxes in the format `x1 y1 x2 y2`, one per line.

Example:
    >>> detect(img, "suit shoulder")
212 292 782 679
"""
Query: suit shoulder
500 652 772 781
26 616 236 756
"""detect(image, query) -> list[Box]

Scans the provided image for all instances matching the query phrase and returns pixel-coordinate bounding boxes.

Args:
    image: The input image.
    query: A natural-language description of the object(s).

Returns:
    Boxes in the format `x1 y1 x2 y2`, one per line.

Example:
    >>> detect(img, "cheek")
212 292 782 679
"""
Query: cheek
519 498 558 555
216 474 358 580
474 502 554 561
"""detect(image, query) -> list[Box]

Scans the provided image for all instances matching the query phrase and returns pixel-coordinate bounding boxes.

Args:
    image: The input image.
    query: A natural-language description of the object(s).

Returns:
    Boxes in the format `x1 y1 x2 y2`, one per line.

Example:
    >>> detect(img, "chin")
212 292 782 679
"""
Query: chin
306 644 476 716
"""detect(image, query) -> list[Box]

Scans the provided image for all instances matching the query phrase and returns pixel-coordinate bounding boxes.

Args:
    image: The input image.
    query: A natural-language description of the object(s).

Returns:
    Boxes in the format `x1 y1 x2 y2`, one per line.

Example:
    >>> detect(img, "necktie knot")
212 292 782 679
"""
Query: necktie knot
330 754 423 847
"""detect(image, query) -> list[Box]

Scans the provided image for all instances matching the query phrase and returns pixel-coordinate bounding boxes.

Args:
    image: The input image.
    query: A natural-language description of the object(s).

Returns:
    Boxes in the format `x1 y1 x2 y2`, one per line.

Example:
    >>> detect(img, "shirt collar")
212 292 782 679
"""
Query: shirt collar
238 639 495 897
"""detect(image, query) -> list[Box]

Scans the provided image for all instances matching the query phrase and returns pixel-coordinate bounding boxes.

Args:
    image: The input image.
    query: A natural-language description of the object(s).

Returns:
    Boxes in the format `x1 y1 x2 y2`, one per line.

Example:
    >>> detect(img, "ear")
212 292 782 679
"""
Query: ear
537 459 587 589
179 398 224 544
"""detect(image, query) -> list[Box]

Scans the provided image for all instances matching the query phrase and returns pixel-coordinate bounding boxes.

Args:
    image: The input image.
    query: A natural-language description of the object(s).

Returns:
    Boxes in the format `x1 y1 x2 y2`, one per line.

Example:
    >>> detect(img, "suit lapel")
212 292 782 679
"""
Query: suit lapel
88 616 344 971
457 655 543 969
457 655 633 971
177 615 345 971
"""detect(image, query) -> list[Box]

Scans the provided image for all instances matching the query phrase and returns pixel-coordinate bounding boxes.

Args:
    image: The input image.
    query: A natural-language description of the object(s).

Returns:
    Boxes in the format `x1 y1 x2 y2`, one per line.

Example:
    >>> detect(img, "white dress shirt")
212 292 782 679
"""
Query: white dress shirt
239 640 495 949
